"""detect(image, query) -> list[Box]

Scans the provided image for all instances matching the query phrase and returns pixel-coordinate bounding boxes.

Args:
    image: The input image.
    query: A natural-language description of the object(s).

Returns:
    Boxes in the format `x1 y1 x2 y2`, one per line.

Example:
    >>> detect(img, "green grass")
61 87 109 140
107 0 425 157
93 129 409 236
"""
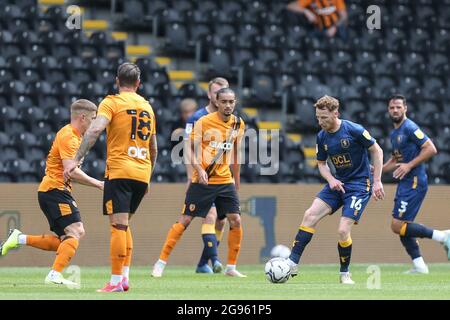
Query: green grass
1 264 450 300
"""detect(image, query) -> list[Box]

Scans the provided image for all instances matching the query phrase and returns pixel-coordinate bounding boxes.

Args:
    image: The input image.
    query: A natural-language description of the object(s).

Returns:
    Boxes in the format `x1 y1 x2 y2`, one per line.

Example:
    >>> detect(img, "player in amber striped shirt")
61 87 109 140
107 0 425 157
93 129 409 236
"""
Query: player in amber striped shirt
152 87 246 278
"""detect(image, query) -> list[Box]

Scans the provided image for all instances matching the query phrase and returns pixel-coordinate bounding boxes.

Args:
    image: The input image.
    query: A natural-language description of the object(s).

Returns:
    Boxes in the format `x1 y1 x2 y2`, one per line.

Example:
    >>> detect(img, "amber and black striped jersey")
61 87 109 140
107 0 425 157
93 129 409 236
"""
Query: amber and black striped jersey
298 0 346 30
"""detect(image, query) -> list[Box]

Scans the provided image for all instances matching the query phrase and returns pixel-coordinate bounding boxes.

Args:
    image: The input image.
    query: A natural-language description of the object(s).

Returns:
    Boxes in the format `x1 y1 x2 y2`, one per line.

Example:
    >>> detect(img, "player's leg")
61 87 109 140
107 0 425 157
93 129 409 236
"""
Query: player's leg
212 215 226 273
45 221 84 286
224 213 245 277
338 183 371 284
152 213 193 277
216 184 245 277
287 197 333 276
122 213 134 291
337 217 356 284
392 187 450 268
1 191 65 256
196 206 218 274
120 181 147 290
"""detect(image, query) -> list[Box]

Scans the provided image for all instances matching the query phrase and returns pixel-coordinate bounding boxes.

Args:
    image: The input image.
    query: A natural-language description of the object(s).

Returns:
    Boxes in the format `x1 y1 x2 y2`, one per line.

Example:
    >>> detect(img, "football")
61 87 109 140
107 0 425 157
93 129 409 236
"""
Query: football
265 257 291 283
270 244 291 259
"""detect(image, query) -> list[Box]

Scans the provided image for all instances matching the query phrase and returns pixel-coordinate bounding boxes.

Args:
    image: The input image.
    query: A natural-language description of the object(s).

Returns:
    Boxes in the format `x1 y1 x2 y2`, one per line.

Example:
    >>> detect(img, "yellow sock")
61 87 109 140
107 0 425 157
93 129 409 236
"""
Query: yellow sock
110 225 127 275
159 223 185 262
227 226 243 265
52 237 79 272
215 228 224 243
27 235 61 251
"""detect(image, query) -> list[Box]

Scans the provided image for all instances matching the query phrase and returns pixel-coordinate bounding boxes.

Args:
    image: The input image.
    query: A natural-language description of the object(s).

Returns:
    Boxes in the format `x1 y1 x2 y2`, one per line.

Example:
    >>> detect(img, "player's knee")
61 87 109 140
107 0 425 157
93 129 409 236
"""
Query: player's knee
391 221 402 234
178 215 192 227
216 218 226 230
228 214 241 229
338 227 350 240
302 209 317 226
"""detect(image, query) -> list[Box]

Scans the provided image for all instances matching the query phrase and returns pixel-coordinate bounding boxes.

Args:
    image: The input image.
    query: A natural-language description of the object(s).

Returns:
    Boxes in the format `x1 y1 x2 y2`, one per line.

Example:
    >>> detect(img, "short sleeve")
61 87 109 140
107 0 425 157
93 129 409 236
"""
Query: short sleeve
59 132 79 160
184 115 195 140
336 0 346 11
316 134 327 161
97 96 115 121
190 117 203 144
236 118 246 144
408 124 429 147
298 0 312 8
350 123 375 149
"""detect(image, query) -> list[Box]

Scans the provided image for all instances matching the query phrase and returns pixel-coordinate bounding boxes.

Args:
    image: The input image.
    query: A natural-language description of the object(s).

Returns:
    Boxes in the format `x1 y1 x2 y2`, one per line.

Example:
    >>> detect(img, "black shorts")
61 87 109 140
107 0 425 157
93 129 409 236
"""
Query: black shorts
38 189 81 237
183 183 240 218
103 178 148 215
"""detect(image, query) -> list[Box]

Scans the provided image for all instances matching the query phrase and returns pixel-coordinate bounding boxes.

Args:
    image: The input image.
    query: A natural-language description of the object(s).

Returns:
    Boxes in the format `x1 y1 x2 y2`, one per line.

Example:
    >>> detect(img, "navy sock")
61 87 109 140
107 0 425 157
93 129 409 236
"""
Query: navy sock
338 240 352 273
400 236 421 260
197 234 218 267
404 223 433 239
289 227 314 264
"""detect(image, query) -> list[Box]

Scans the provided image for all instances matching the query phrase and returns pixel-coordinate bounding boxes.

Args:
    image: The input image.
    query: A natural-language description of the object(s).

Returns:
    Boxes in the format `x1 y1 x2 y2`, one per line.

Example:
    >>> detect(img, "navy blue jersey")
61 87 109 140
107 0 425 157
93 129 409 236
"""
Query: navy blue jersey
316 120 375 183
390 118 429 182
184 107 209 139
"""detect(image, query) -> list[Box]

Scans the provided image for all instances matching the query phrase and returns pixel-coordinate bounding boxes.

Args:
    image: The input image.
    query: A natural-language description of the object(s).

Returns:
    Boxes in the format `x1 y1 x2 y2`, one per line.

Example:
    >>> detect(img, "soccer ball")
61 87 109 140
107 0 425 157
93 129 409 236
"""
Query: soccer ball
270 244 291 259
265 257 291 283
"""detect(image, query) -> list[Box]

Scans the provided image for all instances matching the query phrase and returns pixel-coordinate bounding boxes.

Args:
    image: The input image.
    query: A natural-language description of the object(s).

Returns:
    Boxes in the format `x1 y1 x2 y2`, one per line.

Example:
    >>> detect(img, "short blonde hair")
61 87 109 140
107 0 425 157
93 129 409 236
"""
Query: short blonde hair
70 99 97 115
208 77 229 92
314 95 339 112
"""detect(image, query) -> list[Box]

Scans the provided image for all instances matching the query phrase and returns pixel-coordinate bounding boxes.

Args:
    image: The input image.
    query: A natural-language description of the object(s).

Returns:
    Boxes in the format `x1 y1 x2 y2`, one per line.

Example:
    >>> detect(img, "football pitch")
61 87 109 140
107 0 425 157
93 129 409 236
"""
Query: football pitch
1 264 450 300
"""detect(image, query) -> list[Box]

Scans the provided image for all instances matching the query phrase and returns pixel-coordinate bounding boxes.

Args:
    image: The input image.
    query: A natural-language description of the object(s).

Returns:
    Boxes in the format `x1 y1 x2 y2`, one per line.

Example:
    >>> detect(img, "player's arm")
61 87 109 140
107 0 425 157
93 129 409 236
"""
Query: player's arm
191 138 208 185
287 1 316 23
368 142 385 200
232 139 241 191
63 116 109 181
318 160 345 193
393 139 437 180
76 115 109 162
382 156 397 173
184 138 194 184
63 160 103 190
149 133 158 177
336 0 348 26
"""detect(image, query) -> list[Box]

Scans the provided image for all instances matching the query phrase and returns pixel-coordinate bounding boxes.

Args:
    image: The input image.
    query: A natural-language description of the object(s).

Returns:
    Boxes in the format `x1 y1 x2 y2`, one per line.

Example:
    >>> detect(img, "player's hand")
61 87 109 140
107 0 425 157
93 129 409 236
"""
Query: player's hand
372 180 385 201
63 160 79 182
329 178 345 193
326 25 337 38
393 163 411 180
197 169 208 185
97 181 104 191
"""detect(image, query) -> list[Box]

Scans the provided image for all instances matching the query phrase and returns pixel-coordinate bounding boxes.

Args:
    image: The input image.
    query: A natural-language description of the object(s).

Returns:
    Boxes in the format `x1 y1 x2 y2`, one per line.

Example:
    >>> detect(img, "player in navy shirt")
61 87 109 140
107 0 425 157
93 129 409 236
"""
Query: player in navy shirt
382 95 450 273
286 95 385 284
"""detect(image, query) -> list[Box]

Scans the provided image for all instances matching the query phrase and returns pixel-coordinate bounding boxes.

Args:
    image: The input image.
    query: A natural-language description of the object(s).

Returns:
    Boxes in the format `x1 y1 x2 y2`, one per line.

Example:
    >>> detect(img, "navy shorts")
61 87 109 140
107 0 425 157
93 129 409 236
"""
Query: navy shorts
317 179 372 222
392 178 428 221
183 183 240 218
38 189 81 237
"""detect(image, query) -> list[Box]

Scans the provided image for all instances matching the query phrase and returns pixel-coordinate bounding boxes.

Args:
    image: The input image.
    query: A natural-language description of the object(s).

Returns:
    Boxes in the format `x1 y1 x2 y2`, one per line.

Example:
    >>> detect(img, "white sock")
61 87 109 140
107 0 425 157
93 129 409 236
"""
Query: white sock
432 230 446 242
122 266 130 279
110 274 122 286
18 234 27 245
413 257 428 270
226 264 236 271
47 270 61 279
157 259 167 265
